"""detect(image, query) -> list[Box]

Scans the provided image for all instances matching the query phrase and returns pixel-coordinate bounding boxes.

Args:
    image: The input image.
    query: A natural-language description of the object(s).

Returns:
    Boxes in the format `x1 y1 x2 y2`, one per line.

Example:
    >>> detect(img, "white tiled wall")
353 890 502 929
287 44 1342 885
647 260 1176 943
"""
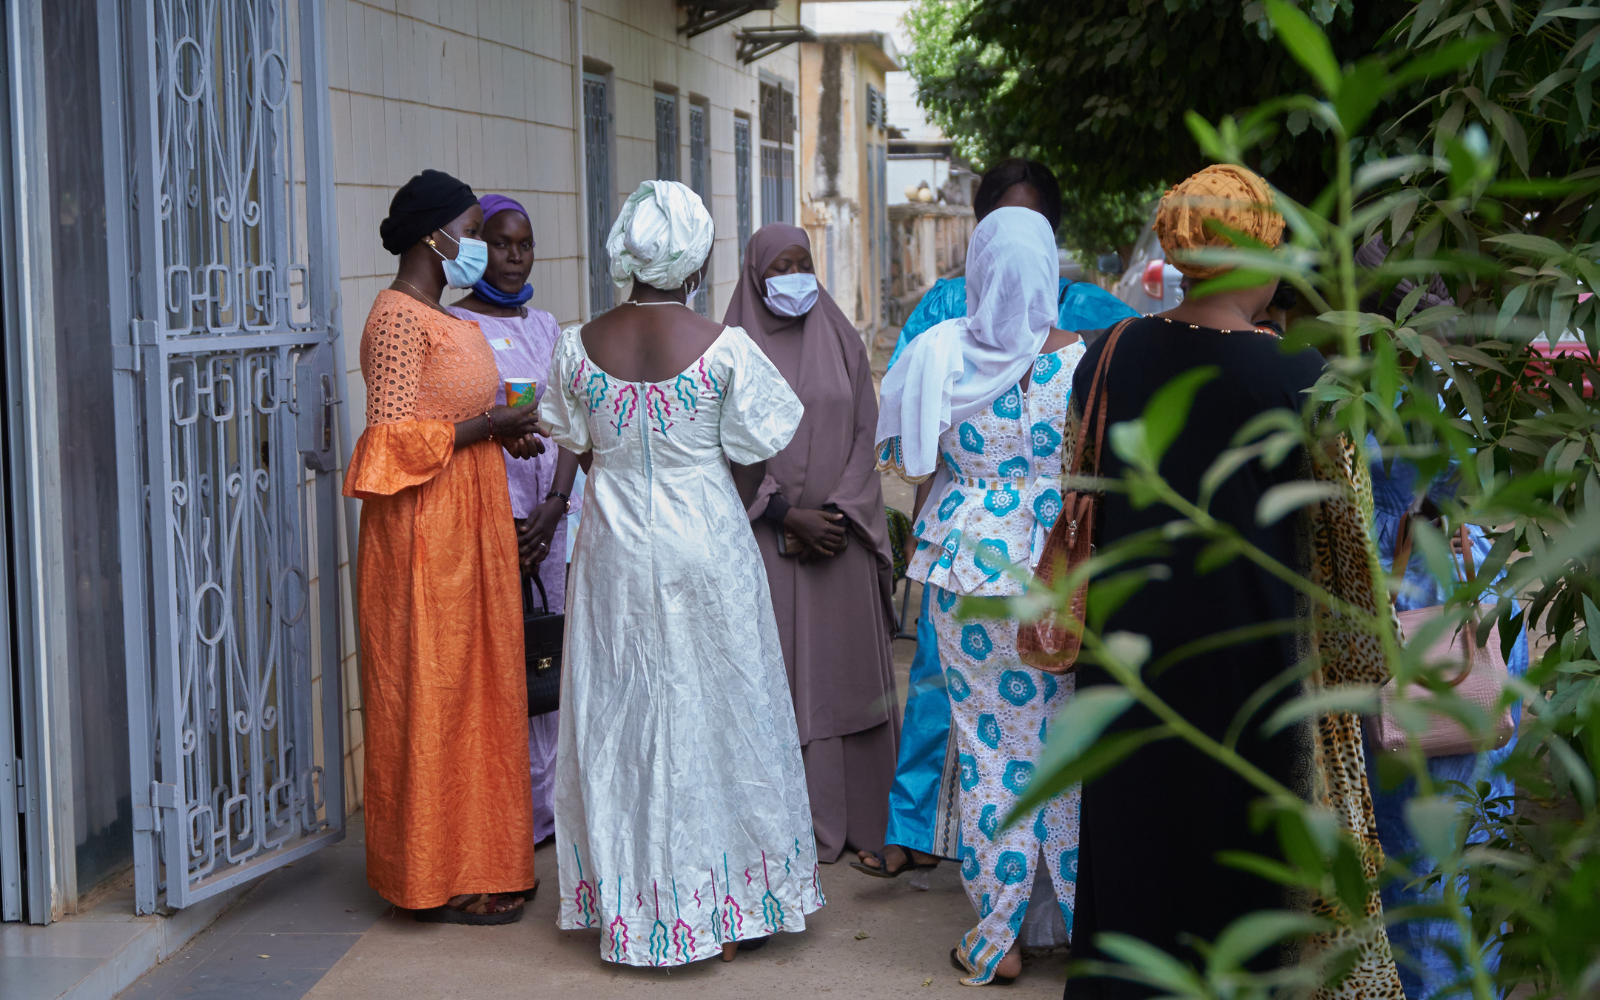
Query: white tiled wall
325 0 800 809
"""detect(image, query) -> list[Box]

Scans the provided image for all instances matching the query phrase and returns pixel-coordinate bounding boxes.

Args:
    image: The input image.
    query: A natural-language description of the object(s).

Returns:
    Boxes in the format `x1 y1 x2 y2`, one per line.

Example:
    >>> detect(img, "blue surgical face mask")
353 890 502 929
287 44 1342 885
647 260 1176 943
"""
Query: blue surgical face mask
432 231 489 288
764 272 818 317
472 278 534 308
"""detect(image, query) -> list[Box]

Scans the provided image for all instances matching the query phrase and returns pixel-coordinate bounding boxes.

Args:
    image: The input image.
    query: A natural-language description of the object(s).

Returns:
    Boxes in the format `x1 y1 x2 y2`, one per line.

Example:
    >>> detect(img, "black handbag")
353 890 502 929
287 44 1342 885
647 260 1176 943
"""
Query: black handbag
524 573 564 717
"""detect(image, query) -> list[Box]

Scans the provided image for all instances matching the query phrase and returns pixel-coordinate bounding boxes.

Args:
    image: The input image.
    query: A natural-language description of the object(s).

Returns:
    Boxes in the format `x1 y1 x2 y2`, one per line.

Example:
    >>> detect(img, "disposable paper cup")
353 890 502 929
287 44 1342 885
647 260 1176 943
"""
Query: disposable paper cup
505 378 537 407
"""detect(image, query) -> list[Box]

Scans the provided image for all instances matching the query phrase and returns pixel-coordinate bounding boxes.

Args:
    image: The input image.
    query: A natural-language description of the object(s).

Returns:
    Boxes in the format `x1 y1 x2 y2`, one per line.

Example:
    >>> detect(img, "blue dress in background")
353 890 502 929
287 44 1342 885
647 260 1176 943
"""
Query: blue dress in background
887 277 1137 368
1365 443 1527 1000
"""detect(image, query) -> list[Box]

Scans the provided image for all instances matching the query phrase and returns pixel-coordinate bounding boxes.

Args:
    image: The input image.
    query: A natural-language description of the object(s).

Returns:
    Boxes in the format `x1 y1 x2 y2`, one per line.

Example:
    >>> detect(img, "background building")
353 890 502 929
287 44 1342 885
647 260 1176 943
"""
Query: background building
797 29 899 337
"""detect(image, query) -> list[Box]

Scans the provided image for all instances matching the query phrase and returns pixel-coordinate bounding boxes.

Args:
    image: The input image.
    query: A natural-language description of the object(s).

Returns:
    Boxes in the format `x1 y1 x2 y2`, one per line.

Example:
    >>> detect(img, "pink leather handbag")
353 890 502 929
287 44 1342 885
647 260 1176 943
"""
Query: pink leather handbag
1367 518 1515 757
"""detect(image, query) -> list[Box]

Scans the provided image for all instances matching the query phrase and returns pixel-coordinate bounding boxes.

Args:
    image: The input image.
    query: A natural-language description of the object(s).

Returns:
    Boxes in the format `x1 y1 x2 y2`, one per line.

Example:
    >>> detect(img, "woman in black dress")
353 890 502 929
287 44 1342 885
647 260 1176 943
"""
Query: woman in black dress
1066 165 1403 1000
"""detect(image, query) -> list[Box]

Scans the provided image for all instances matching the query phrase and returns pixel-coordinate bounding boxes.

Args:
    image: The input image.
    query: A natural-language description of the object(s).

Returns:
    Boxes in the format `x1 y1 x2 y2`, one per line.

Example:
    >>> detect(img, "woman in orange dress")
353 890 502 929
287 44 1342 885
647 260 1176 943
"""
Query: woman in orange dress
344 170 547 924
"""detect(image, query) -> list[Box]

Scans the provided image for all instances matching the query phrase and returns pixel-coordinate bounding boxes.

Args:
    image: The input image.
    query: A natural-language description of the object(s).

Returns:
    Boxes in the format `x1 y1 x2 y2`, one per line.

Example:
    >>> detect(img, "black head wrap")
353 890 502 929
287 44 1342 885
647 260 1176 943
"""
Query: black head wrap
379 169 479 255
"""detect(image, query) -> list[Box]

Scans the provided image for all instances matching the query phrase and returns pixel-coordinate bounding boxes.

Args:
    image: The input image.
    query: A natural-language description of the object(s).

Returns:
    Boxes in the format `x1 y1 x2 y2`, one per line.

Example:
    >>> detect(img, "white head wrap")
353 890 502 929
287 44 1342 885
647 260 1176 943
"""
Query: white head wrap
607 180 715 291
875 207 1059 480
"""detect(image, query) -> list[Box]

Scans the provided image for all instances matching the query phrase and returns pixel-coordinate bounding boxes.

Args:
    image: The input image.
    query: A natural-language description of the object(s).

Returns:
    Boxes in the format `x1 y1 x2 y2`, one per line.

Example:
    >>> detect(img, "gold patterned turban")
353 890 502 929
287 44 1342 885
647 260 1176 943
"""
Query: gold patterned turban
1153 164 1284 280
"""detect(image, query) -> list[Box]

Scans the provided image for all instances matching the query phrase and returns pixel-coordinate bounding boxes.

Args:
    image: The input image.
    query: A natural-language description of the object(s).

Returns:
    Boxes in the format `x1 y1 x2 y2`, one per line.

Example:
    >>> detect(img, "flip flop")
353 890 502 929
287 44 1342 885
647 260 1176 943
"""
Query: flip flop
413 893 525 926
951 948 1017 986
849 848 939 879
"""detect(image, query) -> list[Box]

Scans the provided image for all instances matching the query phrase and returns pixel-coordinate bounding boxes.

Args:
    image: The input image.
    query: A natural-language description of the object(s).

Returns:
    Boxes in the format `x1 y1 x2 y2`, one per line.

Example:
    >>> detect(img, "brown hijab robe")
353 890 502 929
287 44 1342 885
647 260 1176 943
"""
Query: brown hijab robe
723 224 900 862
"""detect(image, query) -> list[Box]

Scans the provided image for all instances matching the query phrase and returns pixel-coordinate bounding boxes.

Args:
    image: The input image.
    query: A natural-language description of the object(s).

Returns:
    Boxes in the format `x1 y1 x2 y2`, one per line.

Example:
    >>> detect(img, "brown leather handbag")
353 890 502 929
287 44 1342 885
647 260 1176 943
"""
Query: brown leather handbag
1367 516 1515 757
1017 320 1131 673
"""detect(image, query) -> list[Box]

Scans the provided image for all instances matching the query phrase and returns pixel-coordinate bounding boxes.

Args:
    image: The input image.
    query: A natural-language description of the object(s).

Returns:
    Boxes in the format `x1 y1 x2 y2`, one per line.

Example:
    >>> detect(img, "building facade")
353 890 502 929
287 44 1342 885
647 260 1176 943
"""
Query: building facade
796 30 896 339
0 0 808 951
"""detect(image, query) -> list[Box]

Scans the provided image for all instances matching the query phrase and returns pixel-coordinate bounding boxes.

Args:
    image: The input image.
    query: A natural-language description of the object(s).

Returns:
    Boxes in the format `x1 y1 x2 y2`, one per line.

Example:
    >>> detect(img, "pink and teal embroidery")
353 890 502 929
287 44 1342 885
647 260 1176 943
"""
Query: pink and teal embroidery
572 846 597 927
607 878 630 962
669 878 696 962
759 851 786 933
708 867 723 945
721 854 744 941
696 357 722 395
647 881 670 966
645 384 674 434
611 384 638 435
672 373 702 418
582 371 609 410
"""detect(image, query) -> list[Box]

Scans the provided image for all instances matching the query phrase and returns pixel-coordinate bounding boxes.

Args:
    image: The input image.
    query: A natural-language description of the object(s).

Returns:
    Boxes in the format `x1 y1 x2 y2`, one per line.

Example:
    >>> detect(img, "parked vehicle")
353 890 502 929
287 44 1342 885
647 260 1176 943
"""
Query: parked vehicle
1110 210 1183 314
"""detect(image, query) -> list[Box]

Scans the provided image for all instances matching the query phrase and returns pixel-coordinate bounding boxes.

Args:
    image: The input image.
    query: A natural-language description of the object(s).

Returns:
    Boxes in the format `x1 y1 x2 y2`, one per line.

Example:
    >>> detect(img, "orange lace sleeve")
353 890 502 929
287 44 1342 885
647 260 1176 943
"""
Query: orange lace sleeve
343 292 457 499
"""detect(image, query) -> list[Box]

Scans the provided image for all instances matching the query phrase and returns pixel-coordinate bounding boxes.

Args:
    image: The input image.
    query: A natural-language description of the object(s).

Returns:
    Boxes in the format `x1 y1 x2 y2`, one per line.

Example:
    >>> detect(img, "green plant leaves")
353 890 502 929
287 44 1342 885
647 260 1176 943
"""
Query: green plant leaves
1266 0 1342 96
1256 481 1342 525
1209 912 1329 972
1404 796 1464 862
1143 367 1220 469
1001 726 1173 831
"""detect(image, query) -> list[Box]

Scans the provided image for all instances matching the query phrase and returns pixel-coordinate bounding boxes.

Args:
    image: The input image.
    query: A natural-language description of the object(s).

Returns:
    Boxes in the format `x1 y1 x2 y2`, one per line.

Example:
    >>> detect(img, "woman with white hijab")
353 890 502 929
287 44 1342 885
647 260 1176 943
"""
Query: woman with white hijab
877 207 1085 986
542 181 820 966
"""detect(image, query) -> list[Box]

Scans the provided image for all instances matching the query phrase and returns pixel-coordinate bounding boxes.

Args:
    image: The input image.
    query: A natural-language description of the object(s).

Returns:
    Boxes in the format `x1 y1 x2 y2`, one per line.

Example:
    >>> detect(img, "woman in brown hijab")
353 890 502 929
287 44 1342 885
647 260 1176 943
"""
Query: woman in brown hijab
723 223 900 863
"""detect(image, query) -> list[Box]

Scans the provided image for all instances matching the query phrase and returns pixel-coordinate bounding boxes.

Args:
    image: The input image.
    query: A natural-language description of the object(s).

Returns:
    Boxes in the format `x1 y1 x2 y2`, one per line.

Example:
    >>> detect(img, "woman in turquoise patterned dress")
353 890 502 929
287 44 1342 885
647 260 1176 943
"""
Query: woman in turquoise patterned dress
876 207 1085 986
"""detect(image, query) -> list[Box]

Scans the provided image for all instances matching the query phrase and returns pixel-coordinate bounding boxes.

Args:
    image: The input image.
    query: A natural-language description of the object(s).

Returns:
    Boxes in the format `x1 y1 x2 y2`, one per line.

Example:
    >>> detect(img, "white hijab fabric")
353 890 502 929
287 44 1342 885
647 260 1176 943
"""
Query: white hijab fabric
875 207 1060 480
607 180 715 291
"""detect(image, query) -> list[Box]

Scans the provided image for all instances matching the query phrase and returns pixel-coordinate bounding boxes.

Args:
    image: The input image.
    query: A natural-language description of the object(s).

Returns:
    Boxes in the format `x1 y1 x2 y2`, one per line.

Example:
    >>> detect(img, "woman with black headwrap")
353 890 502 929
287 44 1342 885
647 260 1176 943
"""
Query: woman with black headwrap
344 169 547 925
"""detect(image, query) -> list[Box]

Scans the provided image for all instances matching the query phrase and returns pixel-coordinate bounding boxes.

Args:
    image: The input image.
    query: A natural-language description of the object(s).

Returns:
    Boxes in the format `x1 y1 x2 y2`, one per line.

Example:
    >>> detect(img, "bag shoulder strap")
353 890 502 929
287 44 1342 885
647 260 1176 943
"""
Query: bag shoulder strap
1069 317 1134 478
526 571 552 615
1390 516 1477 602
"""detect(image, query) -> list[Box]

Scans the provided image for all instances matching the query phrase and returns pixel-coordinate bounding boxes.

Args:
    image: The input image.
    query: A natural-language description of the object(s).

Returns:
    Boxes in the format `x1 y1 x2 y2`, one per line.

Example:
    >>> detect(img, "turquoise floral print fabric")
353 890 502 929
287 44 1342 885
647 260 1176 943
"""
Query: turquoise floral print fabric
905 342 1086 597
933 590 1079 985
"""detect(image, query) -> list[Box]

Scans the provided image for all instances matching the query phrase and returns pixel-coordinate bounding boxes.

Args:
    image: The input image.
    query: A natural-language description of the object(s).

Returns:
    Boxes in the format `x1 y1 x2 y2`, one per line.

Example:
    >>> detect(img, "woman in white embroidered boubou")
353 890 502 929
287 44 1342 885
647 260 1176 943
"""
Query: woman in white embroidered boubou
540 180 821 967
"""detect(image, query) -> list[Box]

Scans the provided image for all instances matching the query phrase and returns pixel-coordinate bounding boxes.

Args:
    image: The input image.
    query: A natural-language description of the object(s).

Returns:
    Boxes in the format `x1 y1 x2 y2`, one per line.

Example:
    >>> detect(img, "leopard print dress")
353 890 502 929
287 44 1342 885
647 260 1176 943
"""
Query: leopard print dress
1294 435 1407 1000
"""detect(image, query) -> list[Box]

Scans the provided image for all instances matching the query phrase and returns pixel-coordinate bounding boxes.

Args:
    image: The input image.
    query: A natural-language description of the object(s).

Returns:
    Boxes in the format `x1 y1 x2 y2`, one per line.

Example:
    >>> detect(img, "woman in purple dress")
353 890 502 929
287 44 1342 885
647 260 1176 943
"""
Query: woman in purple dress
447 193 577 846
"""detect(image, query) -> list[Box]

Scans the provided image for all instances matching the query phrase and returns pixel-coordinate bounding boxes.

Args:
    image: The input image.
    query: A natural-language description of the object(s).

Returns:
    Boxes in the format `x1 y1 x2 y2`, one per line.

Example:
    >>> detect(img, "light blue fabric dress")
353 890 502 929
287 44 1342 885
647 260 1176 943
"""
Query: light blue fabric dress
881 277 1136 860
887 277 1138 368
1364 442 1527 1000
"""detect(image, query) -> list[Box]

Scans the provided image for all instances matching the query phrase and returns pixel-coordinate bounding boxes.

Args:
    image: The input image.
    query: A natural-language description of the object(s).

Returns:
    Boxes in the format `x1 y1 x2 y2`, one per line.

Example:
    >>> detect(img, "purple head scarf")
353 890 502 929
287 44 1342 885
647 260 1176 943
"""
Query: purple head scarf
473 194 536 307
479 194 533 247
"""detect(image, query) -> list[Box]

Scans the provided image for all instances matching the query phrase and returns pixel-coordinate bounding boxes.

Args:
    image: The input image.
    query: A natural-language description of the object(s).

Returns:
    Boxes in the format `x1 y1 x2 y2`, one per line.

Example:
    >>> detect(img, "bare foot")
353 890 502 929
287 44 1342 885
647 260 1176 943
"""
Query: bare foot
855 845 940 874
996 944 1022 980
720 941 738 962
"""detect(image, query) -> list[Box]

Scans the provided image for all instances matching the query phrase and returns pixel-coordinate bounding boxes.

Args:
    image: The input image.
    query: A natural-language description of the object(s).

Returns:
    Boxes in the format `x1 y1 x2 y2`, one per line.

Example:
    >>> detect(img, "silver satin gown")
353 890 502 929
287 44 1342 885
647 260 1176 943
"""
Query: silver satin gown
540 324 824 966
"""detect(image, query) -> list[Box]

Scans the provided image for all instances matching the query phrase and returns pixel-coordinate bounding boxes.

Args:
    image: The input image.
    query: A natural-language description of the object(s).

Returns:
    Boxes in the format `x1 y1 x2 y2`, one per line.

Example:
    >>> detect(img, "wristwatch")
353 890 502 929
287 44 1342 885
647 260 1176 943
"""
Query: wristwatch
544 490 571 514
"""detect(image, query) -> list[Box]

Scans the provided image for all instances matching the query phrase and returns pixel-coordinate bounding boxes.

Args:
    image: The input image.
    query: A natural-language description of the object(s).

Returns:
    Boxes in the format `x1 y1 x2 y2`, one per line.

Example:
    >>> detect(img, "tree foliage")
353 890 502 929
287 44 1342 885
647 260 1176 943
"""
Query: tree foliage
902 0 1600 253
982 2 1600 994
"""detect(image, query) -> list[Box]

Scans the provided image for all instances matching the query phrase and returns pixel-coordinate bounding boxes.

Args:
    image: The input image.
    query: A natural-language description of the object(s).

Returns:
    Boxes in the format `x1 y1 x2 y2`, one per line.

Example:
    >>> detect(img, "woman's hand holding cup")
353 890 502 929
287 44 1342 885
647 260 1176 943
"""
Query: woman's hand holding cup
491 398 546 459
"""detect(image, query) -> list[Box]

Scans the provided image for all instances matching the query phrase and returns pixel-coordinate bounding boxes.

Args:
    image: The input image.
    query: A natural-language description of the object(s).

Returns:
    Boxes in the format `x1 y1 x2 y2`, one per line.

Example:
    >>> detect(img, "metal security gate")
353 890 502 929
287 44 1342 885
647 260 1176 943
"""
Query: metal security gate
688 102 708 316
584 74 614 315
105 0 349 913
734 116 752 267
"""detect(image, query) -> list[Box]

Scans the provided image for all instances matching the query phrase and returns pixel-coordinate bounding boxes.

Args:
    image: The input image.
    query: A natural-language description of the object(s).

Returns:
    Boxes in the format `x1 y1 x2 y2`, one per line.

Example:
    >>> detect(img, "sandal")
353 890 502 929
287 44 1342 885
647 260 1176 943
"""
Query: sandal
951 948 1017 986
413 892 525 926
850 848 940 879
719 935 770 961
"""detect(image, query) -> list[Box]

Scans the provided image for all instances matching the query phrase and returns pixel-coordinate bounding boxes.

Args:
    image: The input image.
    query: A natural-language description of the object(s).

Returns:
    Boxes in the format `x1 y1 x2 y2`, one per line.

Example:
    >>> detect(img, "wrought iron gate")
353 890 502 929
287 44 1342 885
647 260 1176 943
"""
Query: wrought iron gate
584 74 614 315
107 0 348 913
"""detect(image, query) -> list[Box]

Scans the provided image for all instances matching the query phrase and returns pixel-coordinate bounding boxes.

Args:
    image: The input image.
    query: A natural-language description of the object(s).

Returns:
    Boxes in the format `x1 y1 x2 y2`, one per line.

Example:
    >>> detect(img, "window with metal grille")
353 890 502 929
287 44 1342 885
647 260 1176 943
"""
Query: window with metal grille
866 84 878 128
688 102 709 316
585 74 614 313
759 81 794 225
655 91 679 182
734 115 752 266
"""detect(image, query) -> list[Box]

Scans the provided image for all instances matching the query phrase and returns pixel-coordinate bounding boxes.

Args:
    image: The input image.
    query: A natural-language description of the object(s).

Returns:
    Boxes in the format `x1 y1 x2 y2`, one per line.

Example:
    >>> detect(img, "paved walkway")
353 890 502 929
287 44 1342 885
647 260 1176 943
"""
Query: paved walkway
117 814 1067 999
